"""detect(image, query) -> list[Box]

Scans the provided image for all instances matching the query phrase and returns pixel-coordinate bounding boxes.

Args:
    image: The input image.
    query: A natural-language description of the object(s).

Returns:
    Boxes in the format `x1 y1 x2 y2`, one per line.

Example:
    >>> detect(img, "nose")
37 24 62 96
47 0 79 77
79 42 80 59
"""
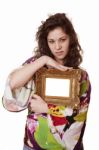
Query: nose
55 42 62 50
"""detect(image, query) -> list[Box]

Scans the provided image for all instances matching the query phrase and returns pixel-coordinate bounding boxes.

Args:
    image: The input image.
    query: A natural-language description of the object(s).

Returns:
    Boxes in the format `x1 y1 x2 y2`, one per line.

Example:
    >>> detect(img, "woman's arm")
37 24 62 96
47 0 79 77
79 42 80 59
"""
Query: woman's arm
10 55 70 90
74 70 91 121
28 94 48 113
2 55 71 112
10 56 46 89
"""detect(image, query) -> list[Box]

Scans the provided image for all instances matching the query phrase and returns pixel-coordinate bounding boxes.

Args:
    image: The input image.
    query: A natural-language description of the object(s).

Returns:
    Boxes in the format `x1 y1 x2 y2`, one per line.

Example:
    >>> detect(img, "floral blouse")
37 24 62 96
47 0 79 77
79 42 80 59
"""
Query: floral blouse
2 57 91 150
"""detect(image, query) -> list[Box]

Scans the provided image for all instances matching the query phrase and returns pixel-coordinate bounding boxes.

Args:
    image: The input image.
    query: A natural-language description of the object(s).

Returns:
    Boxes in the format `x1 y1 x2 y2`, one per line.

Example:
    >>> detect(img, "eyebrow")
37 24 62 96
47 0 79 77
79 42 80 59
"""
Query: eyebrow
47 35 68 40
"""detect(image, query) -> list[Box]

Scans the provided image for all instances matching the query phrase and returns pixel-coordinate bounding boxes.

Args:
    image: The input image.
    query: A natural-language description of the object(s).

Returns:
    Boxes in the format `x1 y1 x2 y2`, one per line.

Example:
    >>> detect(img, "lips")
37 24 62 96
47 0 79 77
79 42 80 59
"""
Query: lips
56 51 64 55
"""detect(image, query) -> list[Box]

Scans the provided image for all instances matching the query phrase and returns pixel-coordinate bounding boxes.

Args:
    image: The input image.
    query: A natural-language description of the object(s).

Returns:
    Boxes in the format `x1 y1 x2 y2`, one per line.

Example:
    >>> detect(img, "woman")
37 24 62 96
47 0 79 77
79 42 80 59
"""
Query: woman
2 13 91 150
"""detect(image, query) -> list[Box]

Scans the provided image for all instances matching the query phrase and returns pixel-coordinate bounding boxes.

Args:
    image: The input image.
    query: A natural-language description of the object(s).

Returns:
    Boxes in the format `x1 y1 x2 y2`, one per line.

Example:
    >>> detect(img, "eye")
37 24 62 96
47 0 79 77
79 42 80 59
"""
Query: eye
60 38 66 42
48 40 54 44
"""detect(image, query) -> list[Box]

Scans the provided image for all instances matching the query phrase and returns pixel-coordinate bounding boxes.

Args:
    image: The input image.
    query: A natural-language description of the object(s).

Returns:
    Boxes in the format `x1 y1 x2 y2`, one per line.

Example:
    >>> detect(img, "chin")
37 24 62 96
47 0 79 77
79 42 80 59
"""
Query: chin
57 55 65 60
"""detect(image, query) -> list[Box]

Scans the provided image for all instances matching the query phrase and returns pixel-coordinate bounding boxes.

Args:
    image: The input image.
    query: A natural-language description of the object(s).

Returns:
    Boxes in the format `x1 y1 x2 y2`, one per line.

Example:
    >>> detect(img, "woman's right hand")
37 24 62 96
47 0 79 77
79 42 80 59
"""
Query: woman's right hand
43 55 72 71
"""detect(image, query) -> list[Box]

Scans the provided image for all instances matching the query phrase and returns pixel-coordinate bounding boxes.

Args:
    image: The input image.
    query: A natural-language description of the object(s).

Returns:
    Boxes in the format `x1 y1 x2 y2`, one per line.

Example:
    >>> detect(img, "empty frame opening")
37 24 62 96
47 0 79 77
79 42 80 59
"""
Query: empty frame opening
45 78 70 97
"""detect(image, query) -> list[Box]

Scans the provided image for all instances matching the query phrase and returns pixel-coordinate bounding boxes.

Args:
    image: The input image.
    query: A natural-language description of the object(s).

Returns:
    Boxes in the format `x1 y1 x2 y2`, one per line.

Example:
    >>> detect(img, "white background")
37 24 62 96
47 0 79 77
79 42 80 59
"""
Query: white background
0 0 98 150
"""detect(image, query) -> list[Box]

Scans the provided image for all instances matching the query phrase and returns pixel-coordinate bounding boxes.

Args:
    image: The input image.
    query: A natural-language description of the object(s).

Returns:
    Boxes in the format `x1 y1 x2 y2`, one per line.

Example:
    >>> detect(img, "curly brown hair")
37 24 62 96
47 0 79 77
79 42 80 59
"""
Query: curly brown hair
34 13 83 68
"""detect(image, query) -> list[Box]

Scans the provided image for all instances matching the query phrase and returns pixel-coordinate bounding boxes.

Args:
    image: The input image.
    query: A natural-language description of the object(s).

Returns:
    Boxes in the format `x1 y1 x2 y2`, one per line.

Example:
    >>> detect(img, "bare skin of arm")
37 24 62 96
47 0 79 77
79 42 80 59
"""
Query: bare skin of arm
6 56 72 113
9 55 70 90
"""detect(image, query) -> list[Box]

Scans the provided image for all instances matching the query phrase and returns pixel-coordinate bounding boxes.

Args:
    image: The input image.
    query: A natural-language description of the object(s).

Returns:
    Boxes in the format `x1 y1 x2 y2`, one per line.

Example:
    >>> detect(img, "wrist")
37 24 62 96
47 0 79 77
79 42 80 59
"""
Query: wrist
35 56 46 69
41 55 47 66
43 103 48 113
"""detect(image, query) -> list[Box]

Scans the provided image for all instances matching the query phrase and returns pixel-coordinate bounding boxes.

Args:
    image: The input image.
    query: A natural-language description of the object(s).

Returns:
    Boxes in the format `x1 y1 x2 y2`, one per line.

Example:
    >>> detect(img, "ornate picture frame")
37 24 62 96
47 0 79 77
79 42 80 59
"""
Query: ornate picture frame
34 67 81 108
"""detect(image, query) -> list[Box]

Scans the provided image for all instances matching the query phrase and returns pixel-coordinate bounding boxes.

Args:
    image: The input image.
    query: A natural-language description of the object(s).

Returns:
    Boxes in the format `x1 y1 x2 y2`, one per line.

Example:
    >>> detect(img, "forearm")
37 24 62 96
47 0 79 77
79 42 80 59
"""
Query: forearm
10 56 46 89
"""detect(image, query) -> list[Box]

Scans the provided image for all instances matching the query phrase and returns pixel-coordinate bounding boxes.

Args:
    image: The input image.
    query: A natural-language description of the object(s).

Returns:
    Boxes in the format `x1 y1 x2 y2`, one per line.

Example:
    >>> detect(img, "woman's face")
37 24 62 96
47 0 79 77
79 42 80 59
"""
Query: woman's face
47 27 70 65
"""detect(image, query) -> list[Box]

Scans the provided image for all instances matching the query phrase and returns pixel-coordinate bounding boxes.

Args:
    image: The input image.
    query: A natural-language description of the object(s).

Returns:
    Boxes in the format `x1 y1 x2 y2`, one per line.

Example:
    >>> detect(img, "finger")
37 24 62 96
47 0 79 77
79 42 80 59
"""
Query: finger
46 65 54 69
59 65 73 70
29 94 38 102
66 67 73 70
31 94 40 99
29 98 36 103
57 65 68 71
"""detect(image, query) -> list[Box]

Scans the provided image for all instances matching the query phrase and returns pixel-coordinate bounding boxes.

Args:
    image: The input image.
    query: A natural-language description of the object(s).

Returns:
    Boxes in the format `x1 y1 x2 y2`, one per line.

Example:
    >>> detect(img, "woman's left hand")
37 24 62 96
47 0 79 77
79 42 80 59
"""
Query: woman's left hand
28 94 48 113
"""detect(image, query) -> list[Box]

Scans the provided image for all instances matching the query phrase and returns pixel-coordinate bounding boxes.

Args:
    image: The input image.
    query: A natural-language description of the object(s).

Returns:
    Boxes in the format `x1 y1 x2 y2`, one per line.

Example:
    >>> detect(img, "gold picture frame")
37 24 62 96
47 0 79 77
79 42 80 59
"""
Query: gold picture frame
34 67 81 108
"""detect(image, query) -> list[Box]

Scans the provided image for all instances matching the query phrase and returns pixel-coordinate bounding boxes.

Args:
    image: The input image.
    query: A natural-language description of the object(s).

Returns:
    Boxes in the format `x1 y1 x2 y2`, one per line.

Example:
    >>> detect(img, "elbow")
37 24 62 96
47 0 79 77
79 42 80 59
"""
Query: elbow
9 73 19 90
9 79 17 90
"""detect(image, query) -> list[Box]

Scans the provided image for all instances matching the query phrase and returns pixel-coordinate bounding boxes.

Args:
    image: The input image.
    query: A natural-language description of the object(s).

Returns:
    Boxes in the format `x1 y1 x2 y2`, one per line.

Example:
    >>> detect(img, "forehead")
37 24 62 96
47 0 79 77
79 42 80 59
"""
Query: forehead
47 27 67 39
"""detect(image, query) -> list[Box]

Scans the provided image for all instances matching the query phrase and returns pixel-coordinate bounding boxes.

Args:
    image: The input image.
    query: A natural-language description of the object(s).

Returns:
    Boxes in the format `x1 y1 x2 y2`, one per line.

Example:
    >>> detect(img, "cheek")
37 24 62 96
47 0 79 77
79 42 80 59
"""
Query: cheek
48 44 55 53
64 41 70 50
48 43 51 50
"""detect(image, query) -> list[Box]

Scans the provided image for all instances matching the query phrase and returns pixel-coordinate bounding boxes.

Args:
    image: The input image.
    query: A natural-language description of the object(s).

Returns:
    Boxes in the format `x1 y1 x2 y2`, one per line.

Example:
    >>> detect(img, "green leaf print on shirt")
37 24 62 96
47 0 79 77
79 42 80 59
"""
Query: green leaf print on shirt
34 116 64 150
74 111 87 122
80 80 88 96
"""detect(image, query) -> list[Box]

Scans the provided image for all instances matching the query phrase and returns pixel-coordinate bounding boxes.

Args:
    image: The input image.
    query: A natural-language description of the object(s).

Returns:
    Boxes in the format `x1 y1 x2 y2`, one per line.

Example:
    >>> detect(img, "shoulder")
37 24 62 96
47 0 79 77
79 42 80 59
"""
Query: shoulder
79 67 91 92
79 67 91 98
79 67 90 81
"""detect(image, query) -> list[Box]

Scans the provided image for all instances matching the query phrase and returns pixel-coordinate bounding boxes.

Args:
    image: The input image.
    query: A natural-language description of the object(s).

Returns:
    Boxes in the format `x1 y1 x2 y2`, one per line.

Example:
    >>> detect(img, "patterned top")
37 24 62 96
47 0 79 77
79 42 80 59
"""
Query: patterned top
2 57 91 150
